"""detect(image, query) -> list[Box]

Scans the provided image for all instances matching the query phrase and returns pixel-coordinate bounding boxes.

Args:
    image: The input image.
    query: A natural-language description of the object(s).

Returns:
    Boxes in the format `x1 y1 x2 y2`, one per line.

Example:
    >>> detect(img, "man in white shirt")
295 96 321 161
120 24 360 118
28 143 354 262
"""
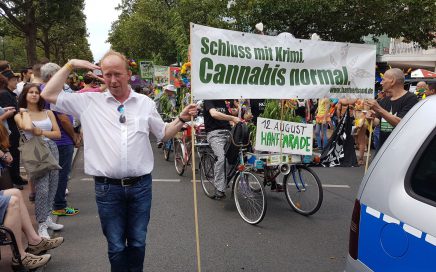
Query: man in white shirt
14 67 33 96
41 50 197 272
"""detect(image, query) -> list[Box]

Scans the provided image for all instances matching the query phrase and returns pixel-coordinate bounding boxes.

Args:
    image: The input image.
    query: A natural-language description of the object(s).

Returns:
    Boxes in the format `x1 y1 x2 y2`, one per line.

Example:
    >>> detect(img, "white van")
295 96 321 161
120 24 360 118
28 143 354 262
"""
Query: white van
345 95 436 271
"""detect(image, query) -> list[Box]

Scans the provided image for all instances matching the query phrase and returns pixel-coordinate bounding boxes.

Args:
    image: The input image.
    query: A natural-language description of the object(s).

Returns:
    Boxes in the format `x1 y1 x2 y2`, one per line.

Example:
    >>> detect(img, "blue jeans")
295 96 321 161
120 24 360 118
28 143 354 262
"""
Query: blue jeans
53 144 74 210
315 123 328 149
95 174 152 272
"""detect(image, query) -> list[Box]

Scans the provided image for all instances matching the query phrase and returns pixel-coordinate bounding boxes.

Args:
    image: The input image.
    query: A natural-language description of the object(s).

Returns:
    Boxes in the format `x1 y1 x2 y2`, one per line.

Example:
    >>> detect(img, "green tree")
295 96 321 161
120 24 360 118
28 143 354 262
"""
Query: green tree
0 0 93 65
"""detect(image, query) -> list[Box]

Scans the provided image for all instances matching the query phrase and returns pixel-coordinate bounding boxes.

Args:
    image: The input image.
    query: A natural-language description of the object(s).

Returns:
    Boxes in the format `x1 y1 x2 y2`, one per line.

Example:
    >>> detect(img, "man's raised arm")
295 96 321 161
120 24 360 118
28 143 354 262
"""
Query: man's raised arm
42 59 99 104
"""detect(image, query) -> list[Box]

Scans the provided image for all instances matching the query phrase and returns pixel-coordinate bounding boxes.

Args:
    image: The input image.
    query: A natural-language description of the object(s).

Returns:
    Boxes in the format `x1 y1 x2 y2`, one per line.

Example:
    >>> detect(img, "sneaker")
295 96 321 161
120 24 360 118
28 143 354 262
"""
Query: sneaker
65 188 69 195
38 223 50 239
157 141 163 148
214 190 226 200
13 252 51 270
46 216 64 231
27 237 64 255
52 207 79 216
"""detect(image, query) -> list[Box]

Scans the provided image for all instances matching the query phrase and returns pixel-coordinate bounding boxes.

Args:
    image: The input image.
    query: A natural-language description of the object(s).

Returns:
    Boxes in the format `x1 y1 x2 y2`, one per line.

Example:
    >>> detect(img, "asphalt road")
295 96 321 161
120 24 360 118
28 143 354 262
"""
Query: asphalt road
46 144 365 272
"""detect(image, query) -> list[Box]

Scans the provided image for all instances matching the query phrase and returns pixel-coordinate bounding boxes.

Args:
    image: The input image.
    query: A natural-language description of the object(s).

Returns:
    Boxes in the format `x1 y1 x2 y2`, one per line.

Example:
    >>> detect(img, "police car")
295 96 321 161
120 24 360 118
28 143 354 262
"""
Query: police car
345 95 436 271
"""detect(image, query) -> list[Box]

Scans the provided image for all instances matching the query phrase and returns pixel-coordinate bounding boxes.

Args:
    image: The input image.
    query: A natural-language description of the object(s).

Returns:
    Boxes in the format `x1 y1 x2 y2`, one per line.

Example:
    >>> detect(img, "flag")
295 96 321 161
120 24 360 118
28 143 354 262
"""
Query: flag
320 107 358 167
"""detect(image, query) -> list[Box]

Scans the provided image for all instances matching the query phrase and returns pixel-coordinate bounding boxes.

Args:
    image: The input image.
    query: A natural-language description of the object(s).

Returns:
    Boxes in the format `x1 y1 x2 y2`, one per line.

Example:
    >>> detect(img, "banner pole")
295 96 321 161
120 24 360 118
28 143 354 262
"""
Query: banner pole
365 119 373 173
279 99 285 156
190 23 202 272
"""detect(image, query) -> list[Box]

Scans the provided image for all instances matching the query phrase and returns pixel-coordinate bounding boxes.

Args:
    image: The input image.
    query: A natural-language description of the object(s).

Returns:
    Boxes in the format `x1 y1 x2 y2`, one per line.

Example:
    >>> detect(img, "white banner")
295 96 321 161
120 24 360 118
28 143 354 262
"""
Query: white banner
191 23 376 100
255 117 313 155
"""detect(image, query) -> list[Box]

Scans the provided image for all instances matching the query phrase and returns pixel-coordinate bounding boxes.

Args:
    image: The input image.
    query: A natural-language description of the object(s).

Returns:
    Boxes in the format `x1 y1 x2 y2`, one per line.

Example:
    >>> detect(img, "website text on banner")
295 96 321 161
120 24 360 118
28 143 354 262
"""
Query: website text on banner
255 117 313 155
191 23 376 100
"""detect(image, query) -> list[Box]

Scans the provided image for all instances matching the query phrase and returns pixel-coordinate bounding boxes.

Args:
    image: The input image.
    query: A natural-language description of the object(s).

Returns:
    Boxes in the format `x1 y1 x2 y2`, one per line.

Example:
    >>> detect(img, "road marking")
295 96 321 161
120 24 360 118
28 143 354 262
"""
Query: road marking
80 177 349 188
153 179 181 182
322 184 350 188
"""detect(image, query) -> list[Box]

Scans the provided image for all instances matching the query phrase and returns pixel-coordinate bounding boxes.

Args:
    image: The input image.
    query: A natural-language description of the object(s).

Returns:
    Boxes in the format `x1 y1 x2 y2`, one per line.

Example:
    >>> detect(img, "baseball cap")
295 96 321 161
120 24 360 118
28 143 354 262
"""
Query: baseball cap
164 84 176 92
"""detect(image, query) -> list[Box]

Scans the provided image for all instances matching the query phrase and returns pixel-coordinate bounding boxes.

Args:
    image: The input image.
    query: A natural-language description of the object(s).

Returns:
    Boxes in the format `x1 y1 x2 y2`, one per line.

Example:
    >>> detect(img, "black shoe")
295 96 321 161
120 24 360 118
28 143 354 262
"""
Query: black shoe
157 141 163 148
214 190 226 200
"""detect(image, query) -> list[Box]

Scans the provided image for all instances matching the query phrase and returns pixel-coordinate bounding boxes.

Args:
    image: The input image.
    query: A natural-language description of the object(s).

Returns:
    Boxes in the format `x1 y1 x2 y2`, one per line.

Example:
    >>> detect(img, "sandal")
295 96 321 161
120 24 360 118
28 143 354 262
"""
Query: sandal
12 252 51 270
27 237 64 255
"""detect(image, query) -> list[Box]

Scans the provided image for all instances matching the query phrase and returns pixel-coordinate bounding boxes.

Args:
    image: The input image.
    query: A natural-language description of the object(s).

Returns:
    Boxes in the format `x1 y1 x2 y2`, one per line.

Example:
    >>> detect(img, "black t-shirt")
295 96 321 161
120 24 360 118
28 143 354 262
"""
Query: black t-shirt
378 91 418 147
203 100 232 133
0 88 19 137
250 99 266 125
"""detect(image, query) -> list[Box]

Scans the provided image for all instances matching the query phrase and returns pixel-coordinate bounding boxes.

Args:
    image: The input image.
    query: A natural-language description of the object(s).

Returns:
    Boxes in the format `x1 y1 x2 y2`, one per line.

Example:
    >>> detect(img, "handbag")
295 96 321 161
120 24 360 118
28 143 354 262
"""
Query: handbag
18 135 61 179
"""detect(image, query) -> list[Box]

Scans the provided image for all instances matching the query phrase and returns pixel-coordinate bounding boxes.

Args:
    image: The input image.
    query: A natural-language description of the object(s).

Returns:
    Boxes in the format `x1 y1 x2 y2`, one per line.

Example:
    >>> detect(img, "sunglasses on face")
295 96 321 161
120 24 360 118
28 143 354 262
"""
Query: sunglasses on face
117 105 126 123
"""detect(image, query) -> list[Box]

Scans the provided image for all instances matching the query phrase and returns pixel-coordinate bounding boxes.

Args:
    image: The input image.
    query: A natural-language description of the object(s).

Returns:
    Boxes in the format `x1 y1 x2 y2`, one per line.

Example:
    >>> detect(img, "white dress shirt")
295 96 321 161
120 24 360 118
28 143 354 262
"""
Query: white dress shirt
55 89 166 178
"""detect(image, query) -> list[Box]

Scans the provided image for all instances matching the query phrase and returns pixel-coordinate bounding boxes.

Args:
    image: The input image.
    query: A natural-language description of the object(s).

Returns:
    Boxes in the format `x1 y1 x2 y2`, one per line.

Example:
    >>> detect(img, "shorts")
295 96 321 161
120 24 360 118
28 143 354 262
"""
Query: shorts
0 191 11 224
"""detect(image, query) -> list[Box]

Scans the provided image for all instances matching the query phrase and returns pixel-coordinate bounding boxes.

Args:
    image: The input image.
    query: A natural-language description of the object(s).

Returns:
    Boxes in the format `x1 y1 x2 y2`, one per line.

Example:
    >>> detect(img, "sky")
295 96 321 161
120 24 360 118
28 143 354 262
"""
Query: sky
84 0 122 63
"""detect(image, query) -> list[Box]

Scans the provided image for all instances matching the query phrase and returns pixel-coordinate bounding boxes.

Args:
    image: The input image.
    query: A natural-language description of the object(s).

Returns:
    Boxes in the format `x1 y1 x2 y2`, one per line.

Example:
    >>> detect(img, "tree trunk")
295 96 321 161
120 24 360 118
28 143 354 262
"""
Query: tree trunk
24 6 38 65
43 29 50 59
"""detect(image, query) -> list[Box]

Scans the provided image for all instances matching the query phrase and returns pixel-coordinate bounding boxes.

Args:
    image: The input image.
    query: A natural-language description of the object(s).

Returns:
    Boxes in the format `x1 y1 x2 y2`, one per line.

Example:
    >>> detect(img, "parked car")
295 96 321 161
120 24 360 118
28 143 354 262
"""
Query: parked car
345 95 436 271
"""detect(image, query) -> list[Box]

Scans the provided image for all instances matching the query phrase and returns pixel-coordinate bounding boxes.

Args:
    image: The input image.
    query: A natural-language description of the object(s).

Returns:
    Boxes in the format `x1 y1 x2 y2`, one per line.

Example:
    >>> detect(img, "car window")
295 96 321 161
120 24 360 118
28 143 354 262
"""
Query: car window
408 132 436 204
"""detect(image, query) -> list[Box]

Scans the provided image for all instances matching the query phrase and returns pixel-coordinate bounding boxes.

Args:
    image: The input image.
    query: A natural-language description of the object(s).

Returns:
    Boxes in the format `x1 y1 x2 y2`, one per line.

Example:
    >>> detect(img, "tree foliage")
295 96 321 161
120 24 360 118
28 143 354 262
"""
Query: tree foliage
110 0 436 65
0 0 93 66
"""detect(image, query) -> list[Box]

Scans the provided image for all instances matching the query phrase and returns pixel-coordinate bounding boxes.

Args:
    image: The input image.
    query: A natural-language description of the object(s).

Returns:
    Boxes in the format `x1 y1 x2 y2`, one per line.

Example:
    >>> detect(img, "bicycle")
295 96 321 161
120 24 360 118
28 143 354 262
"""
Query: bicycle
199 130 267 225
173 118 205 175
254 155 323 216
160 114 176 161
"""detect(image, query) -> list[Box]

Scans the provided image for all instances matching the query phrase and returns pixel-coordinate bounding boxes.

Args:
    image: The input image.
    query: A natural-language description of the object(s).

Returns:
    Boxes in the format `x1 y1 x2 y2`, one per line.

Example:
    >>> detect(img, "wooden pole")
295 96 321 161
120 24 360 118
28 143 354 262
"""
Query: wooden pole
189 24 201 272
279 100 285 157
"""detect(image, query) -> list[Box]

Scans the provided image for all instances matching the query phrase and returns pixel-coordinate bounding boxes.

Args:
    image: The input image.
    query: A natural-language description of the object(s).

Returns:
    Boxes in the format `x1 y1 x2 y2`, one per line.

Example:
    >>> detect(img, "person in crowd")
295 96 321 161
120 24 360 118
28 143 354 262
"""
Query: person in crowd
14 67 33 96
31 63 44 85
0 60 11 72
154 84 177 148
203 99 240 199
314 97 331 150
353 99 371 165
1 188 64 270
14 83 63 238
366 68 419 148
425 83 436 97
415 81 428 99
40 51 197 271
373 90 386 151
40 63 80 217
0 123 13 190
78 72 107 93
0 69 28 189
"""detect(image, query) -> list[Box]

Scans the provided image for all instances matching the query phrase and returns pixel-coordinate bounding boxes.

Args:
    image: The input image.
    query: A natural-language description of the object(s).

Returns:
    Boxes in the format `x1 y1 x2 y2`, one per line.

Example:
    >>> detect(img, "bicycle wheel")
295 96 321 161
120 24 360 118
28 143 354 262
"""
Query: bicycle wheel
199 153 216 198
173 140 185 175
234 172 266 225
283 165 323 215
163 139 172 161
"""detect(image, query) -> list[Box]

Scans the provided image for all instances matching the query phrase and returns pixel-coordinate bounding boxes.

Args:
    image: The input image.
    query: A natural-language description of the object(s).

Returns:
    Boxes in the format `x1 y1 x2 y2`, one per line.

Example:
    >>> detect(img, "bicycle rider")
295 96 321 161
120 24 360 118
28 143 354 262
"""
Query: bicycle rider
203 99 240 199
155 84 177 147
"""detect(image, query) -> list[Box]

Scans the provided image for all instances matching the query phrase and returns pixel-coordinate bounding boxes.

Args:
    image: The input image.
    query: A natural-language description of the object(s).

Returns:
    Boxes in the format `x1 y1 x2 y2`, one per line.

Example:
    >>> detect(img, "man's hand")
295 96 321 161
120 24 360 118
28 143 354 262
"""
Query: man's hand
365 99 383 113
232 116 241 124
179 104 198 121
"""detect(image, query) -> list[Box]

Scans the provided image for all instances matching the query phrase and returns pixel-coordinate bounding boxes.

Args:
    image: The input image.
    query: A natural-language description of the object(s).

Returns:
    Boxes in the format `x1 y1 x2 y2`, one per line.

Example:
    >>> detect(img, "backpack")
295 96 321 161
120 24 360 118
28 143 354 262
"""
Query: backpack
225 122 250 165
